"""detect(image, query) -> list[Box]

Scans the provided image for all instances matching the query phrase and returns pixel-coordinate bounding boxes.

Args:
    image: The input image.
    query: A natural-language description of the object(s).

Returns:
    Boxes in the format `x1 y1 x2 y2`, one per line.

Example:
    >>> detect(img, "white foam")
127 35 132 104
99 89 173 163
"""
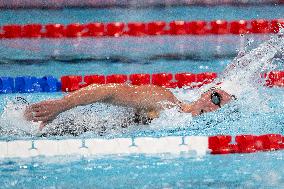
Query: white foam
201 34 284 98
227 36 281 93
150 107 193 130
0 101 40 135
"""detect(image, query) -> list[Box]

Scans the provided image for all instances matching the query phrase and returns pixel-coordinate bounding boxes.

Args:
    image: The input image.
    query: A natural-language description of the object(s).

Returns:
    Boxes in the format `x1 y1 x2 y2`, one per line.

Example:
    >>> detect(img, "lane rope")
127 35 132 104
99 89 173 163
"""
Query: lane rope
0 134 283 158
0 19 283 39
62 71 284 92
1 71 283 94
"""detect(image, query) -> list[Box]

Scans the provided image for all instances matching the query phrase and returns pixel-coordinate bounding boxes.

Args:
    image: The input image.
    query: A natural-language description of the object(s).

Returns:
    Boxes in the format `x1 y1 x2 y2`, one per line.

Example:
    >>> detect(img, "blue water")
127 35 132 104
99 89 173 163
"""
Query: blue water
0 152 283 189
0 59 230 78
0 6 283 25
0 5 284 189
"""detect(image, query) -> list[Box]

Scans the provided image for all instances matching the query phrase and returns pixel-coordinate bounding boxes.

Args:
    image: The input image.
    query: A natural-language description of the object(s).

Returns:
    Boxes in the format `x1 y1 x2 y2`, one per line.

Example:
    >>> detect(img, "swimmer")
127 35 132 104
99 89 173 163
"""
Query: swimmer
23 34 283 132
24 83 235 130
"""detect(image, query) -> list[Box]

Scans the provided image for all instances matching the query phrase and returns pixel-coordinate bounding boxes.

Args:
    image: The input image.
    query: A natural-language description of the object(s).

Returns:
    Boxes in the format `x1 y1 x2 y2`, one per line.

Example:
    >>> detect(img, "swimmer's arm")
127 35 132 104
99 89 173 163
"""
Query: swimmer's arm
27 83 154 113
60 83 124 110
25 83 174 126
25 84 127 125
60 83 176 111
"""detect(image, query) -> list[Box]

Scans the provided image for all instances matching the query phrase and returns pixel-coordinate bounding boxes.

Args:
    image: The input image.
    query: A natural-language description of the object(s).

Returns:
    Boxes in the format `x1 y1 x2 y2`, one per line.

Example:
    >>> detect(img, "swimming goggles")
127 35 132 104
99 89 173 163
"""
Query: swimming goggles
211 91 222 108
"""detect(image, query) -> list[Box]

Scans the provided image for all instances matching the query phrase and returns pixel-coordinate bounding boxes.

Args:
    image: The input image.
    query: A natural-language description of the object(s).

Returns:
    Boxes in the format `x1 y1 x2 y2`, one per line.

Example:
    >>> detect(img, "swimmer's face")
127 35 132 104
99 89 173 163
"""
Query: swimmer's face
190 89 234 116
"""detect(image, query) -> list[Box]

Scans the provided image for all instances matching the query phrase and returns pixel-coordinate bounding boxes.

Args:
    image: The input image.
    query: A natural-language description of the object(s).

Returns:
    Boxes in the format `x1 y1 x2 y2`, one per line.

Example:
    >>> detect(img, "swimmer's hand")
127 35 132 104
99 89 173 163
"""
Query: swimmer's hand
24 99 66 130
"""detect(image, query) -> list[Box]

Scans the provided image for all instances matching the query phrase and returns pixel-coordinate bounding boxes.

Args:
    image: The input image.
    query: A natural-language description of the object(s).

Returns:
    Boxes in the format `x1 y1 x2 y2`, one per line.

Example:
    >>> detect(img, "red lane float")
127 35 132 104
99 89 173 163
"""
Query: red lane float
22 24 42 38
189 21 208 34
256 134 283 151
106 22 125 37
251 19 270 33
271 19 284 33
147 21 167 35
65 23 85 38
1 19 282 39
83 23 104 37
235 135 258 153
210 20 228 34
169 21 189 35
127 22 146 36
152 73 177 88
129 74 150 85
84 75 105 85
229 20 248 34
175 73 196 88
208 135 233 154
264 71 284 87
209 134 284 154
60 71 284 92
61 75 82 92
175 72 217 88
106 74 128 83
44 24 65 38
2 25 22 38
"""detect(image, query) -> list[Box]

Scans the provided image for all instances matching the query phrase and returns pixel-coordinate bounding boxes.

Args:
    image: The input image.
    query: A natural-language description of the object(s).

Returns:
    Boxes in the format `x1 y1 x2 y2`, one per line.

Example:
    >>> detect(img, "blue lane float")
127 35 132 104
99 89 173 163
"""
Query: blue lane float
0 76 61 94
40 76 61 92
0 77 15 93
15 76 42 93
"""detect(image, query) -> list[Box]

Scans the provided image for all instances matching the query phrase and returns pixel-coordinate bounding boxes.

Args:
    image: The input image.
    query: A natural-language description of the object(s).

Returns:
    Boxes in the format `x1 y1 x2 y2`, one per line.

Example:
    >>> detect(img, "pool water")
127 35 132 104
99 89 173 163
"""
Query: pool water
0 5 284 189
0 151 283 189
0 6 283 25
0 58 229 78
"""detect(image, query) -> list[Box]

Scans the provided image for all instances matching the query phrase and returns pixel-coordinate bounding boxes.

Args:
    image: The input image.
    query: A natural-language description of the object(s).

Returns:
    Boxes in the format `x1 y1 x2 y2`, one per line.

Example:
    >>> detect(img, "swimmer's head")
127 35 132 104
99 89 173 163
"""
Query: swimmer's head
182 89 235 116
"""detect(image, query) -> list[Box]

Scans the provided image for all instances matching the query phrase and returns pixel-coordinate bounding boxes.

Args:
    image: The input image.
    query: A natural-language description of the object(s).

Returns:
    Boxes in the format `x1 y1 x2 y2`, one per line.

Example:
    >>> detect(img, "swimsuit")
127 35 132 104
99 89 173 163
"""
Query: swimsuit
133 112 153 125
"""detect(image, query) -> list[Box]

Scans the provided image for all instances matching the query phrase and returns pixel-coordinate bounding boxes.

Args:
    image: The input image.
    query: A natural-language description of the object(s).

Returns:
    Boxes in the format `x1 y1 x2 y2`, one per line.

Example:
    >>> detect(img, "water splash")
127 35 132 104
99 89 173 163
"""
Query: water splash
42 103 140 137
182 33 284 135
218 34 282 93
160 33 284 135
0 99 40 135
